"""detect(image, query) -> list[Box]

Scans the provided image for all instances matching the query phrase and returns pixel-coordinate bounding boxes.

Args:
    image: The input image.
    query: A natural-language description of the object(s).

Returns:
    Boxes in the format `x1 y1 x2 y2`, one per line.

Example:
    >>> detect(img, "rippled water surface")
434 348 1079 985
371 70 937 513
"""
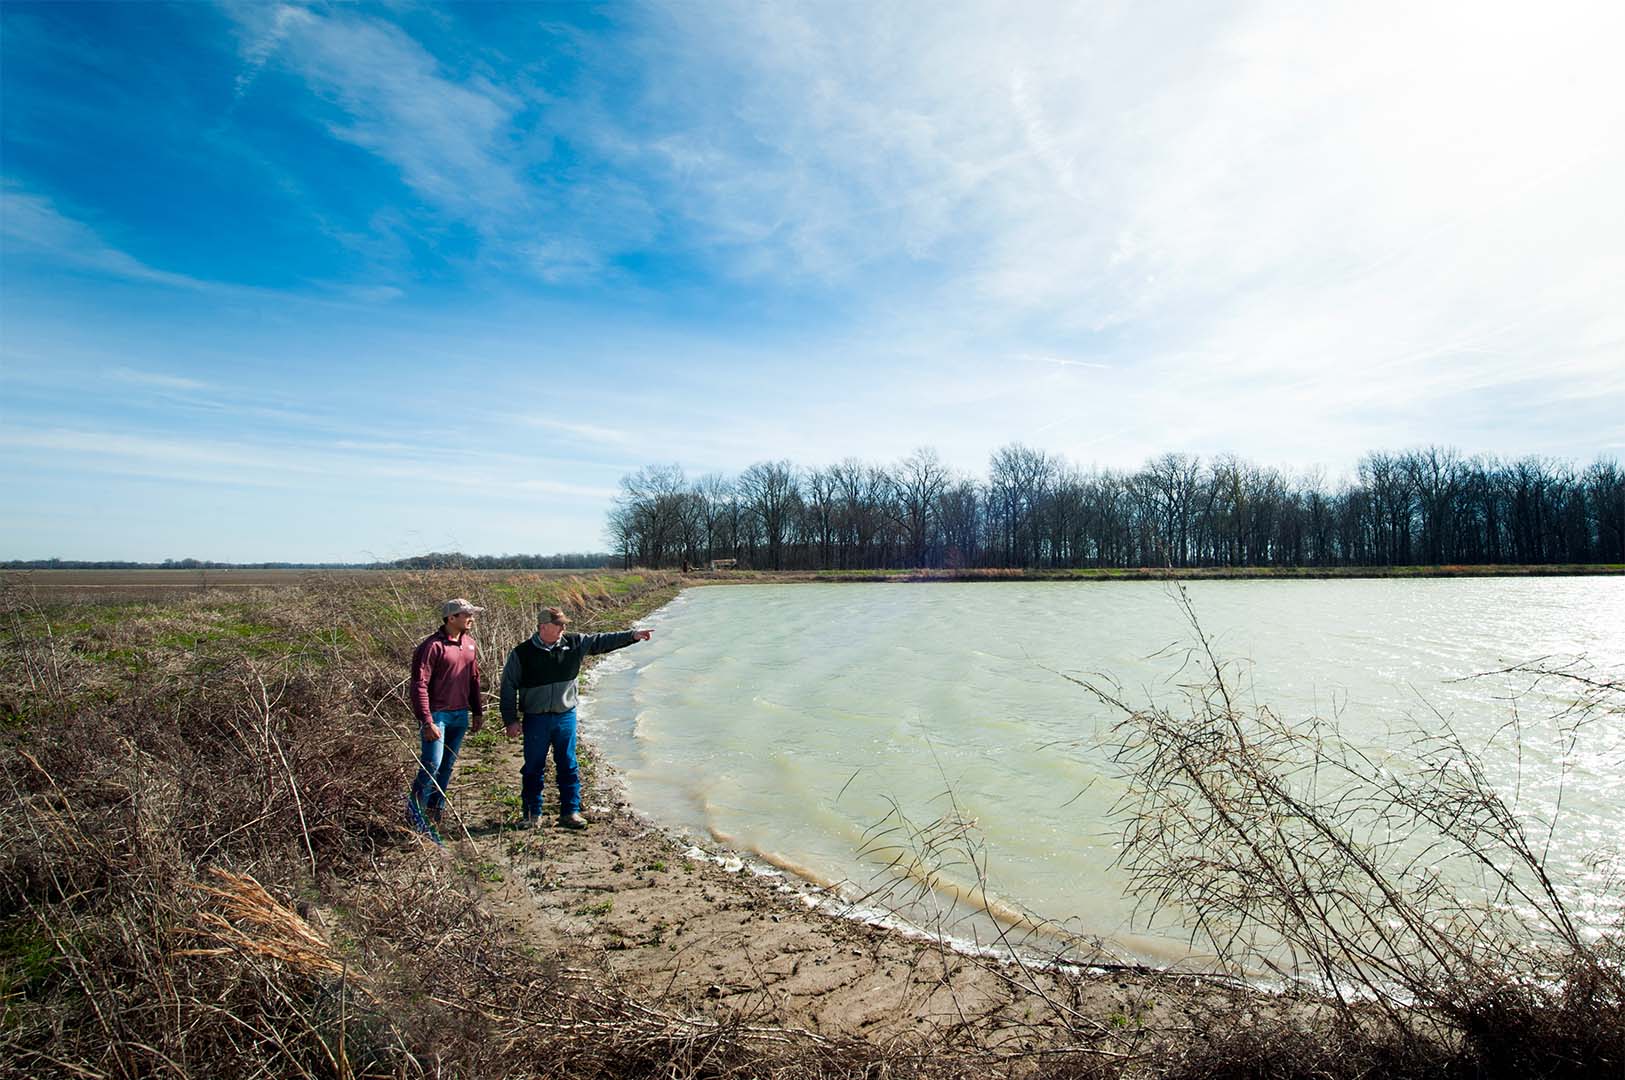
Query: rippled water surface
585 579 1625 959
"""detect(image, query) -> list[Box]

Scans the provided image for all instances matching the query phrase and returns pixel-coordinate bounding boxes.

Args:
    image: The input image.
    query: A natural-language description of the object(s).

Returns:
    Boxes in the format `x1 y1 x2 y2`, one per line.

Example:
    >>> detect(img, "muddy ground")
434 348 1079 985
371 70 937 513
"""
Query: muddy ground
427 724 1266 1065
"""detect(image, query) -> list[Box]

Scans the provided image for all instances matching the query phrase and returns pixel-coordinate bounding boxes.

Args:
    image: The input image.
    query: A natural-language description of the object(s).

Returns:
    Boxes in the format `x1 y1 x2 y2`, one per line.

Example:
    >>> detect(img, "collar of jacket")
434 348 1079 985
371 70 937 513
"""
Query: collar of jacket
530 633 570 651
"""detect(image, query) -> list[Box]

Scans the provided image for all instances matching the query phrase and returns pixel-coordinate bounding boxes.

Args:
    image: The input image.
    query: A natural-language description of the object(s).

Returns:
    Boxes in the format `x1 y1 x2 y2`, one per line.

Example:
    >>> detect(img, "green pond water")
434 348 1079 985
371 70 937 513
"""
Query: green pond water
584 579 1625 964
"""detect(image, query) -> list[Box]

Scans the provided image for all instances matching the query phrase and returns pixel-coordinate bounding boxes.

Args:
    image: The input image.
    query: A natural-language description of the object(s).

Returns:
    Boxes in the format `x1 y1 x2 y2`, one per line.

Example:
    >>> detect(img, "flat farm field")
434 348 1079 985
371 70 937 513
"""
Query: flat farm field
1 567 588 597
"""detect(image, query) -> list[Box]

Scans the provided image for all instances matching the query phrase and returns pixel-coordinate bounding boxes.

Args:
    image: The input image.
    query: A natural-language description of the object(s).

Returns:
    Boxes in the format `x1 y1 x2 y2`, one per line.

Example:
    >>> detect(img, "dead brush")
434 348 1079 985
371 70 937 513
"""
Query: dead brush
9 572 1007 1080
176 867 345 978
0 591 417 1077
1064 585 1625 1079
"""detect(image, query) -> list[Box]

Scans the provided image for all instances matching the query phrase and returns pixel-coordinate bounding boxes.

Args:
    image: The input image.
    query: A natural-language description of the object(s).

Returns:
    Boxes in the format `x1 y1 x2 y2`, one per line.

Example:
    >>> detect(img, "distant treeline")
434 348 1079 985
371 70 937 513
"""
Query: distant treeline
1 553 615 571
607 446 1625 570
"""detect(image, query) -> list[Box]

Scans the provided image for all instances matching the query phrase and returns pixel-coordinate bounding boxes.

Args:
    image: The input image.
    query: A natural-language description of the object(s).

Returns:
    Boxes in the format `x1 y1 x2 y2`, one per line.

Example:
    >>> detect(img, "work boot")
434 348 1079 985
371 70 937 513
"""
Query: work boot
558 812 589 831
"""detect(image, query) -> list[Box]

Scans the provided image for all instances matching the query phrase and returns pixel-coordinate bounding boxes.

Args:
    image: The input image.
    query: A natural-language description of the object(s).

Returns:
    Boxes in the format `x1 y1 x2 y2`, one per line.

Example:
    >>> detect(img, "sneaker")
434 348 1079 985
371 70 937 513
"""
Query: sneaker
406 796 443 843
427 804 444 826
558 812 589 831
517 814 543 830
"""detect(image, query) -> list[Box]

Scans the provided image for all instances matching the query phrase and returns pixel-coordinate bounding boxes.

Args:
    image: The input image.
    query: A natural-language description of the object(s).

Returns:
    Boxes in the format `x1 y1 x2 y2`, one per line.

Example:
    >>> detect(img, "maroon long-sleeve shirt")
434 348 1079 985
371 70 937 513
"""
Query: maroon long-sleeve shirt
410 628 483 725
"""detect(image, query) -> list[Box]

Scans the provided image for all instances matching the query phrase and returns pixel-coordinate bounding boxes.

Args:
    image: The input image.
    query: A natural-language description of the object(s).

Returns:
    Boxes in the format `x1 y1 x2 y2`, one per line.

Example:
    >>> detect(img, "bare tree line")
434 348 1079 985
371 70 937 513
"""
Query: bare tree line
606 446 1625 571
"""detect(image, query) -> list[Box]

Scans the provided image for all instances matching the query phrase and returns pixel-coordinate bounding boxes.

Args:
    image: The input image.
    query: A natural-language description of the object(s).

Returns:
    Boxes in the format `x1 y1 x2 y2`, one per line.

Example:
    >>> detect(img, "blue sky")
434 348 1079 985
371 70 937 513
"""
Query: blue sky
2 1 1622 562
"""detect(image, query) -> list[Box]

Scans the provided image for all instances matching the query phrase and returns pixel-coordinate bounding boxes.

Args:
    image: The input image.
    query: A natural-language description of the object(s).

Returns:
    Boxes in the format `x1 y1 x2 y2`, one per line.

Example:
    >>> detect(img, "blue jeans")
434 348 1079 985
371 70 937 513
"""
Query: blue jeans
411 709 470 812
520 709 579 817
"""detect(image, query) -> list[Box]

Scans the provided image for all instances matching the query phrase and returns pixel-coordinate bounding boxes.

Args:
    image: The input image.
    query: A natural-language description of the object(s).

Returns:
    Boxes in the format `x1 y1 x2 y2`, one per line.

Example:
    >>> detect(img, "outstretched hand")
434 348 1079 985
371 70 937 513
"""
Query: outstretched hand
634 629 653 641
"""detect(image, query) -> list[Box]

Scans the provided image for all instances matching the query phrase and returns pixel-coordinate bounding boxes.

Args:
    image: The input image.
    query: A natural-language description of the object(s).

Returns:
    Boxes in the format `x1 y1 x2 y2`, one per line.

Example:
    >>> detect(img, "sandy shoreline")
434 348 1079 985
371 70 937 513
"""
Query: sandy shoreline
439 720 1263 1056
420 574 1323 1060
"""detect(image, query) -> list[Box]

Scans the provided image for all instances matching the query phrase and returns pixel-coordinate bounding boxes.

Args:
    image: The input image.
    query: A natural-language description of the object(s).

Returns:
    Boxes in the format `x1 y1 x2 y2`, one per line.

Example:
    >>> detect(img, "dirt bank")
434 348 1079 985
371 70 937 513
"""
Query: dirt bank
431 718 1267 1065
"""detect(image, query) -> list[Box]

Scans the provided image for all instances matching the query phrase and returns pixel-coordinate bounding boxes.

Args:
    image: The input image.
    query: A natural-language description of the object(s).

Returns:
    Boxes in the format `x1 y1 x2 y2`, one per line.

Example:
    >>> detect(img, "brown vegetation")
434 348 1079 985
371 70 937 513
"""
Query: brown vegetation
2 571 1136 1078
2 572 1618 1078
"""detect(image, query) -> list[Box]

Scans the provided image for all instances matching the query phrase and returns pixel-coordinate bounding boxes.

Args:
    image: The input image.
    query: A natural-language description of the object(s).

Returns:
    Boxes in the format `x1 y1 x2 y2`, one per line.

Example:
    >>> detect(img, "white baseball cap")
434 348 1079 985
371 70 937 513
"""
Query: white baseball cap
440 598 485 617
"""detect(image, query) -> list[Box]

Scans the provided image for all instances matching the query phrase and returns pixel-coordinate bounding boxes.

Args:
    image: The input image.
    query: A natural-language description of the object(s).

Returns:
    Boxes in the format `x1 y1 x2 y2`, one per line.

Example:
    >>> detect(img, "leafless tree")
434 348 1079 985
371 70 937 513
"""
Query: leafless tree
737 460 800 571
803 466 840 570
609 447 1622 571
891 448 949 568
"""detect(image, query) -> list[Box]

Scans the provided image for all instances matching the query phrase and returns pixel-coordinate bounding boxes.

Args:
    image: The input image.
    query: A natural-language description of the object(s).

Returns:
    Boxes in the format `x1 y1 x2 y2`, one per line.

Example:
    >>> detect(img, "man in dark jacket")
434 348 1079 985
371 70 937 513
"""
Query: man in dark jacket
408 598 485 831
500 606 652 829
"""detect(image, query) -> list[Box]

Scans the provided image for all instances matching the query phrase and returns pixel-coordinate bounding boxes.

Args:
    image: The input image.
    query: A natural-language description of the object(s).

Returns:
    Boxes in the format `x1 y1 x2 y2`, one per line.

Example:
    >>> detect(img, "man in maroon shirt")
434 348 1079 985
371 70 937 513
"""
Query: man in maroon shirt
407 598 486 831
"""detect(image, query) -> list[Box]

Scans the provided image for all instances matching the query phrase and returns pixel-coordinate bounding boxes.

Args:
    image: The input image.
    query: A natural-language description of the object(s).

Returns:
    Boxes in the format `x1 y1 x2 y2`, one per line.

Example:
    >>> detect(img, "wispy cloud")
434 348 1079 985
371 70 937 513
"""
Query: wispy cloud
107 367 210 392
0 425 620 500
627 3 1625 309
596 1 1625 467
337 283 405 304
5 1 1622 560
1023 354 1110 371
226 3 524 215
520 418 631 445
221 3 664 286
230 1 310 99
1 181 404 307
1 184 214 290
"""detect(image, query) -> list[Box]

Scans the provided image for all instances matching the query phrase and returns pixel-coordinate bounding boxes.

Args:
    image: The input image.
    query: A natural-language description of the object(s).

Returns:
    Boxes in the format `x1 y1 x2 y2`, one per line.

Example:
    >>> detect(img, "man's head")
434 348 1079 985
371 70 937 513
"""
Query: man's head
537 605 569 644
440 598 484 635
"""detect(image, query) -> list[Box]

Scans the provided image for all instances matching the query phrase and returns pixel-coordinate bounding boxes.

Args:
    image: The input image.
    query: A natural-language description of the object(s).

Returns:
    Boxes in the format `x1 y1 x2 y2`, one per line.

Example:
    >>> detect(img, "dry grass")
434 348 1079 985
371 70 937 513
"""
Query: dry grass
176 868 347 977
5 571 1614 1078
0 570 1008 1079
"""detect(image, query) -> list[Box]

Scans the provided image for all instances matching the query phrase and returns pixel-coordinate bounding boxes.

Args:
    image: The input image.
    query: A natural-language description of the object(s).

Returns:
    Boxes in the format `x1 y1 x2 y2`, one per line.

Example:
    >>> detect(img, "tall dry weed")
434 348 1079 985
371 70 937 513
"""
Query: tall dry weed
1071 586 1624 1078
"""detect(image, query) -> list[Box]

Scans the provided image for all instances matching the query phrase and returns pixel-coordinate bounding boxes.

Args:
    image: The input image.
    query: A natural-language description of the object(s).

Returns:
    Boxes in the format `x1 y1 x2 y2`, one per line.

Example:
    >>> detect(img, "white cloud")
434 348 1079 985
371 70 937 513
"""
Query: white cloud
0 185 214 290
12 0 1621 515
223 3 523 218
222 3 667 282
0 424 621 501
230 1 312 99
107 367 210 392
0 183 398 307
339 284 405 304
1023 354 1110 371
605 0 1625 468
520 417 630 445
